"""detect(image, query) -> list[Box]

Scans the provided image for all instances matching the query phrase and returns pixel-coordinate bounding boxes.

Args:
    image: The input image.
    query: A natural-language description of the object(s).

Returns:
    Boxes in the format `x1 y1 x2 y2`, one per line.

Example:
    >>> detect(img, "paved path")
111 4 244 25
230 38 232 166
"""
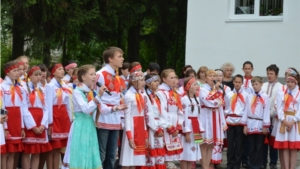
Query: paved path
173 148 300 169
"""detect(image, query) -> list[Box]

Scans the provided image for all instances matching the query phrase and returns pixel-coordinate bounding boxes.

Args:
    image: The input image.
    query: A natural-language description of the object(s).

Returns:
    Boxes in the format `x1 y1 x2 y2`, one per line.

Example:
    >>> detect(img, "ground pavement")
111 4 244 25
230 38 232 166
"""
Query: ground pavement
173 148 300 169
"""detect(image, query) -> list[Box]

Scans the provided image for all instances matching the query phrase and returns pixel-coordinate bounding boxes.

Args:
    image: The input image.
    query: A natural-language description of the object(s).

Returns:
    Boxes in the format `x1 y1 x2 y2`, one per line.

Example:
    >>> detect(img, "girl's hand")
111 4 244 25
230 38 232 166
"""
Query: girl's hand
145 139 149 148
21 129 25 138
185 133 191 143
172 130 179 137
155 131 164 137
243 126 248 135
39 126 45 133
129 139 136 149
116 104 128 111
98 86 108 97
32 127 41 135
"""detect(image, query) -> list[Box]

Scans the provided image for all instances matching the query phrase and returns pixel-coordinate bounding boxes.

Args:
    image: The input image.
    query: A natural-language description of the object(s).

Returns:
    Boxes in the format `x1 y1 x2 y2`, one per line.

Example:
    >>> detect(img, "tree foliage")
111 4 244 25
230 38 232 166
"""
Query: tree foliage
1 0 187 76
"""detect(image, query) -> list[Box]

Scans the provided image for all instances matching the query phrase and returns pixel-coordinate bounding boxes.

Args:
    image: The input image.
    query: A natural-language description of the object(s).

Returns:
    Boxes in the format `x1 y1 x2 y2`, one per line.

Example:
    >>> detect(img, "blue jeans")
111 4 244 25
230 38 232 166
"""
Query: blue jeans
97 128 119 169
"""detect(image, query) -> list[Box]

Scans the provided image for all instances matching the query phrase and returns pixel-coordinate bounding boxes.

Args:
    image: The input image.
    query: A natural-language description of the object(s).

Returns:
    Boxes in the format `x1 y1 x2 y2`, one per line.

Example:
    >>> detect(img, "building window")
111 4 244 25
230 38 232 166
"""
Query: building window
228 0 284 22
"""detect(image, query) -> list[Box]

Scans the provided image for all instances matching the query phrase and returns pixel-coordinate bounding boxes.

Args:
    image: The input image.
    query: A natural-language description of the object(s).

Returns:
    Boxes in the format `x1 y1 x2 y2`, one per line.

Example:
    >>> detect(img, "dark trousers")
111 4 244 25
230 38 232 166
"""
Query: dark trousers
242 136 250 165
248 134 265 169
262 125 278 166
226 125 245 169
96 128 119 169
114 130 123 169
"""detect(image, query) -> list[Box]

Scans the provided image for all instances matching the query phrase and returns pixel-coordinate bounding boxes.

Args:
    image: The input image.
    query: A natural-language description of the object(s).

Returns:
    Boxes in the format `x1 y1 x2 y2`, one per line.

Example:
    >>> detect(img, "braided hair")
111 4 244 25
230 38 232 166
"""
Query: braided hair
183 77 200 114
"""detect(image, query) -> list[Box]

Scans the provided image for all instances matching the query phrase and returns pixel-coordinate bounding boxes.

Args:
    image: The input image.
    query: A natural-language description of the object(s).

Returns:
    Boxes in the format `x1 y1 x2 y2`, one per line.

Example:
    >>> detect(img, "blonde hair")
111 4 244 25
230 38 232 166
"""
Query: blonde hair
77 65 95 82
220 62 235 73
17 55 30 61
251 76 263 84
205 69 216 77
161 69 175 82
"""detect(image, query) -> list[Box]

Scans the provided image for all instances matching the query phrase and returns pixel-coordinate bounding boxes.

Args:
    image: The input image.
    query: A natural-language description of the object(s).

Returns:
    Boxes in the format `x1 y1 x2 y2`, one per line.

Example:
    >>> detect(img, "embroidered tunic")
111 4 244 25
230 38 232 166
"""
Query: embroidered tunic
274 85 300 149
120 87 153 166
156 83 184 161
241 91 271 134
180 95 204 161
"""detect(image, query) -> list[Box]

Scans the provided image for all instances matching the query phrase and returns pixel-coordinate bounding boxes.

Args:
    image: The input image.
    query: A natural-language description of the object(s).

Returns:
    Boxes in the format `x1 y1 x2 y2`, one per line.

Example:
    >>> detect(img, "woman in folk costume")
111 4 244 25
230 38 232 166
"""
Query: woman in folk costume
63 65 125 169
1 60 37 169
273 71 300 169
46 63 73 169
1 79 9 169
143 73 168 169
120 62 153 168
180 77 204 169
156 69 184 169
199 69 227 169
21 66 52 169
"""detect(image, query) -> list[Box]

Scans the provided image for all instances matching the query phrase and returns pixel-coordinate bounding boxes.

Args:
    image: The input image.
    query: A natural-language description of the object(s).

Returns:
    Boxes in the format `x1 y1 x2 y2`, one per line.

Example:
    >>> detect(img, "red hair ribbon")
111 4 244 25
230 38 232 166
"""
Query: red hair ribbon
287 76 298 84
184 78 196 91
18 61 25 66
5 64 19 74
28 66 41 77
51 64 63 75
130 64 142 73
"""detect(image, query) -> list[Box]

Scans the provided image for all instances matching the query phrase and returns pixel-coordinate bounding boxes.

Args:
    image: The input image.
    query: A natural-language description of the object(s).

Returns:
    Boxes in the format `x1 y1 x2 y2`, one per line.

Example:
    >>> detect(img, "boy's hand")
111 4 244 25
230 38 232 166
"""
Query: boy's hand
243 126 248 135
262 127 268 135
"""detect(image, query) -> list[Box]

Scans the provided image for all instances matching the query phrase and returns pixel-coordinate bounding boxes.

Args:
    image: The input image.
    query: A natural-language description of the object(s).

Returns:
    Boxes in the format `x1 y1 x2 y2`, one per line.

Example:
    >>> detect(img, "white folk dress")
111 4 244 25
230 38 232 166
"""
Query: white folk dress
0 84 6 154
23 81 52 153
274 85 300 149
180 95 204 161
120 87 153 166
199 84 227 164
240 91 271 133
46 78 72 149
1 76 36 152
144 89 169 169
156 83 184 161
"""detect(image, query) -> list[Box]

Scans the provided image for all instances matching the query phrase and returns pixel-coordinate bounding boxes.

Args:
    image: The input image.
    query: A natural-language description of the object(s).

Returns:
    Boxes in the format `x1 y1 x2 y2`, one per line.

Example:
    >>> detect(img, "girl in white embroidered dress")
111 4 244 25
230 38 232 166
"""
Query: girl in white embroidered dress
120 63 152 168
180 77 204 169
199 69 227 169
22 66 52 169
274 72 300 169
144 73 168 169
46 63 72 169
156 69 184 167
1 79 9 169
1 61 37 169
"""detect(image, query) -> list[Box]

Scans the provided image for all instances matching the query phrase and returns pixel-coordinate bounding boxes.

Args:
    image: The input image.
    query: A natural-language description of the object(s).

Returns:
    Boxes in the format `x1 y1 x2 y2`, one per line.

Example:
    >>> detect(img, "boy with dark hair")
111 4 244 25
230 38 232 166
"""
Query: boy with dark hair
120 62 130 92
241 61 254 168
225 74 248 169
241 76 270 169
242 61 254 94
145 62 160 75
95 47 128 169
261 64 282 169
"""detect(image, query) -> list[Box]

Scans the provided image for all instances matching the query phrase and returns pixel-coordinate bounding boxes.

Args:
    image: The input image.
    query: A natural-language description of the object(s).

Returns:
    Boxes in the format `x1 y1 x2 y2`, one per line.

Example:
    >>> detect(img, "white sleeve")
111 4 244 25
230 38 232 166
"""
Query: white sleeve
263 96 271 127
22 94 36 129
41 90 49 128
124 95 132 132
182 98 192 133
199 89 222 107
73 90 98 114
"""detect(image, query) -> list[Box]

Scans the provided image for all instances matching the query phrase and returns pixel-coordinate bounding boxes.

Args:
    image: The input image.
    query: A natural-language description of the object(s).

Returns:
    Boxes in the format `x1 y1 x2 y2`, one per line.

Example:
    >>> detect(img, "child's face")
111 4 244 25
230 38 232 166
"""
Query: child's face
54 66 65 79
82 68 96 88
163 72 176 88
233 77 243 91
242 64 253 76
41 71 47 81
267 70 277 82
20 58 29 72
30 73 41 84
18 65 25 77
148 79 160 91
137 78 145 90
252 81 262 92
121 69 129 77
189 81 200 95
110 51 124 68
216 73 223 83
67 67 76 76
286 77 297 90
206 73 216 86
7 68 19 81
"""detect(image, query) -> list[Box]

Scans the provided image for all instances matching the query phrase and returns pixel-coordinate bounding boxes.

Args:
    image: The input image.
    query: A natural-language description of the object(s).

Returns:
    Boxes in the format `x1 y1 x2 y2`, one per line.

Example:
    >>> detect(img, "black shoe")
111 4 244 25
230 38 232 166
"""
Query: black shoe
270 164 277 169
241 163 248 168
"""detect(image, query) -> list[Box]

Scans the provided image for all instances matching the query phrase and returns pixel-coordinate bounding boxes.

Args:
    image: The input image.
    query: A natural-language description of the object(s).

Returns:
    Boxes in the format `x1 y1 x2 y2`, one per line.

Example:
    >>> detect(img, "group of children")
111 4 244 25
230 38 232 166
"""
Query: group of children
0 47 300 169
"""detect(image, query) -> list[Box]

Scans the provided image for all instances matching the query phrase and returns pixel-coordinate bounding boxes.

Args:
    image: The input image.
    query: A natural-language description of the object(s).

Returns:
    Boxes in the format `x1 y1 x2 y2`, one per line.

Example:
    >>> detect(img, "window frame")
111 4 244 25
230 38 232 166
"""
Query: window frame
226 0 283 22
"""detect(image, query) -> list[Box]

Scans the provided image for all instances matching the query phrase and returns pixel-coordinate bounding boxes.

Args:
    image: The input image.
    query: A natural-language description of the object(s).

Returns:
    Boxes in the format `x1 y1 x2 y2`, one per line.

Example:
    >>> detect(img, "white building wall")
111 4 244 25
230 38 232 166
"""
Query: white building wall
185 0 300 77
